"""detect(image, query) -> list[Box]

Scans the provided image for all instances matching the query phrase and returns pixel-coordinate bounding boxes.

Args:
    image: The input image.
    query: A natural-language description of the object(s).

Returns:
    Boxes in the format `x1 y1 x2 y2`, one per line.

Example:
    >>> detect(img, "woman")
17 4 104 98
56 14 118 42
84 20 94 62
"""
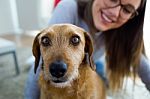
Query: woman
25 0 149 98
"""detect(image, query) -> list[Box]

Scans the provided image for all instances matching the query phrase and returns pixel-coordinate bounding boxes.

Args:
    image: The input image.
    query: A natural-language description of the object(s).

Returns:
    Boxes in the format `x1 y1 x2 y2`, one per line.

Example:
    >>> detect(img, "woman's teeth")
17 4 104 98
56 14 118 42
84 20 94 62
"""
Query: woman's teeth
102 13 112 23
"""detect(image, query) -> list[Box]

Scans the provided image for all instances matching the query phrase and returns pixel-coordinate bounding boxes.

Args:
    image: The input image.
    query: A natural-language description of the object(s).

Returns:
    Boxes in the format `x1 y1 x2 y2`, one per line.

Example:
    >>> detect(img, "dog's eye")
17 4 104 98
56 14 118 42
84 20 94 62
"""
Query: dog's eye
70 35 80 46
41 36 51 46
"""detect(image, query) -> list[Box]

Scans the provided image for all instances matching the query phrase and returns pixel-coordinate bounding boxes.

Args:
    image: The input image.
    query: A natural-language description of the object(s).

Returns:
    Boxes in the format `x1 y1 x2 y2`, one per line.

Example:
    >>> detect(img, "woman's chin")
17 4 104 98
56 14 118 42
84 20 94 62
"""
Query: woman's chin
95 23 110 32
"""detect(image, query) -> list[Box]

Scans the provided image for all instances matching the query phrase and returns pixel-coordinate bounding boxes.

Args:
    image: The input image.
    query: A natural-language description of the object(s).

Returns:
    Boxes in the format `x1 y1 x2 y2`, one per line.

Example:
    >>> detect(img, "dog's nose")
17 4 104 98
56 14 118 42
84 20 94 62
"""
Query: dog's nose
49 60 67 78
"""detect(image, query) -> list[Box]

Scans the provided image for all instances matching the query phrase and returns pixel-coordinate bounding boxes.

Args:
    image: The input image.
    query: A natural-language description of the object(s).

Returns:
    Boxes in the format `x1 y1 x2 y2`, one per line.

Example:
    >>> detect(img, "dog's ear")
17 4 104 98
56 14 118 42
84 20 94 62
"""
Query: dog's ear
83 32 96 70
32 33 41 74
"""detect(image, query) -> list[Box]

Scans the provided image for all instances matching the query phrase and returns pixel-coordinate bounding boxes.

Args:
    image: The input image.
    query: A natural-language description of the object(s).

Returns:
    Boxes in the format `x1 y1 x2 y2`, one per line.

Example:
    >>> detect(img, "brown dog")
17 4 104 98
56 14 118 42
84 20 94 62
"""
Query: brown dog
32 24 106 99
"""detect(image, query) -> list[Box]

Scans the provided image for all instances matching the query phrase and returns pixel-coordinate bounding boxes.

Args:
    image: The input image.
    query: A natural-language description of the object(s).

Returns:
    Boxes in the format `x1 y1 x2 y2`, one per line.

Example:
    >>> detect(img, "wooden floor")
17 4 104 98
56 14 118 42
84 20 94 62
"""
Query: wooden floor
0 33 35 48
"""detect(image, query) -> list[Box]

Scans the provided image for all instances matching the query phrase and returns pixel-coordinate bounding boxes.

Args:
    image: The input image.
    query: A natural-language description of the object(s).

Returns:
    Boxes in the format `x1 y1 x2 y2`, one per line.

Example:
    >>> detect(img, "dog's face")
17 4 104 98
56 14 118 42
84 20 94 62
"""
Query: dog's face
32 24 94 87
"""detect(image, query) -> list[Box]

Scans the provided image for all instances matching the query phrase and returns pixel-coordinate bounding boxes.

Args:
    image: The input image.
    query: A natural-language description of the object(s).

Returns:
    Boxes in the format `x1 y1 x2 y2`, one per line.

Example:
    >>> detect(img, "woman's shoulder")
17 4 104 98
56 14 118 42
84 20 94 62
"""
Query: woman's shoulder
49 0 79 25
53 0 78 15
58 0 77 9
54 0 78 17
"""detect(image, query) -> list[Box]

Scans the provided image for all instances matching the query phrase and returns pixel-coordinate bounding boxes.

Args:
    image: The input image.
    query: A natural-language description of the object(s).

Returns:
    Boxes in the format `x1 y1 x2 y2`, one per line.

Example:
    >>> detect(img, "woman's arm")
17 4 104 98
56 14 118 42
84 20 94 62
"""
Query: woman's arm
24 65 41 99
138 54 150 91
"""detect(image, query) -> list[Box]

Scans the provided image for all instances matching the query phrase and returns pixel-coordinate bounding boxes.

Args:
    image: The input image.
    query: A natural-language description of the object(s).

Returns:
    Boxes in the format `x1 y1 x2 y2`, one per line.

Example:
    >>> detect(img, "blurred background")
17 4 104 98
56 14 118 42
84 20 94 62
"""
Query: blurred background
0 0 54 99
0 0 53 34
0 0 149 99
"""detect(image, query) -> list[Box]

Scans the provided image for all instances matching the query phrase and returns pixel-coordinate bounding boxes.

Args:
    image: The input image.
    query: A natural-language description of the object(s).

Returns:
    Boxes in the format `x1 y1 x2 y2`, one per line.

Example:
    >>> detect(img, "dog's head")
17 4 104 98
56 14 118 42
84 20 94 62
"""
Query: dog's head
32 24 95 87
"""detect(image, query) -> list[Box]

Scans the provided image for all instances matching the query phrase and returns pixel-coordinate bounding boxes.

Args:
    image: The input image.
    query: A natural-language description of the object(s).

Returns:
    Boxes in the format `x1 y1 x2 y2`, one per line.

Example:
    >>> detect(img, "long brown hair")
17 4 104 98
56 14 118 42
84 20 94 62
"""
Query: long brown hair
77 0 147 90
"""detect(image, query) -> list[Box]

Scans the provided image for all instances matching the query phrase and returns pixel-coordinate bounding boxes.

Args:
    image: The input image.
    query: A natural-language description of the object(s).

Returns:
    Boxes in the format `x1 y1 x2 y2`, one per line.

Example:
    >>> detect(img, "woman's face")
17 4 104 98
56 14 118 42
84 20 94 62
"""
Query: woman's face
92 0 141 31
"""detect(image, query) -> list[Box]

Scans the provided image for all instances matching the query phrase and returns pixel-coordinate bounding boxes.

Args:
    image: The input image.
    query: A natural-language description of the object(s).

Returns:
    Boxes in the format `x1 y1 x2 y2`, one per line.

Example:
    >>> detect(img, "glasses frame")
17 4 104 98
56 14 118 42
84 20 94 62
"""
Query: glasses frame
108 0 139 19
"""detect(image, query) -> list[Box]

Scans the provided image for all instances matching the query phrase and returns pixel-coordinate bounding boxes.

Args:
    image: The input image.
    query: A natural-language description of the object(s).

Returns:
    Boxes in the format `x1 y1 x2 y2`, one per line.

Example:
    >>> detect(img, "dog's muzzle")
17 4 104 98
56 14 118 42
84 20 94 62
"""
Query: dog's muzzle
49 60 67 83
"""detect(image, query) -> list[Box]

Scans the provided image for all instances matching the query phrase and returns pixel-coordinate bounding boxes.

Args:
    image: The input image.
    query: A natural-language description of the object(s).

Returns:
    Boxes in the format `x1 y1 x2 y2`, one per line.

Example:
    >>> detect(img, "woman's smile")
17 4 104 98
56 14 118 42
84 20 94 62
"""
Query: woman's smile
92 0 141 31
101 10 113 23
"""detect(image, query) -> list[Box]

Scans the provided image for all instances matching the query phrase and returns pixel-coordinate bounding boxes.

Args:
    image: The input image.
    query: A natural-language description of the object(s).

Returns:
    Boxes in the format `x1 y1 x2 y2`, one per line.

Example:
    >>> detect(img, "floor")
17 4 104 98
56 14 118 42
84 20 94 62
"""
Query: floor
0 33 34 48
0 33 34 99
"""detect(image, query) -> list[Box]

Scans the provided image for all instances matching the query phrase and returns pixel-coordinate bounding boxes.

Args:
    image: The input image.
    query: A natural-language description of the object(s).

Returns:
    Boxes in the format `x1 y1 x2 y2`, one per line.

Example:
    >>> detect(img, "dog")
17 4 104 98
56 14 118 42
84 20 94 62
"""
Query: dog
32 24 106 99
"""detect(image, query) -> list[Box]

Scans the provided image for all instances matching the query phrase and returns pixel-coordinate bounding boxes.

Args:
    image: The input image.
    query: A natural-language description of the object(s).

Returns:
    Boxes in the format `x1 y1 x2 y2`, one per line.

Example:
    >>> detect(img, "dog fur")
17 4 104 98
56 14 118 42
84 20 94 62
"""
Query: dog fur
32 24 106 99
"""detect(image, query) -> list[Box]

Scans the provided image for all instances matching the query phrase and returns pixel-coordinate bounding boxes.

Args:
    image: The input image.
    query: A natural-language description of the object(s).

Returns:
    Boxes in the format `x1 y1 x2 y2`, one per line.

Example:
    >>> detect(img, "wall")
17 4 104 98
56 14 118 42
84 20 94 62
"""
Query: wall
16 0 54 30
144 0 150 59
0 0 20 34
0 0 54 35
16 0 39 30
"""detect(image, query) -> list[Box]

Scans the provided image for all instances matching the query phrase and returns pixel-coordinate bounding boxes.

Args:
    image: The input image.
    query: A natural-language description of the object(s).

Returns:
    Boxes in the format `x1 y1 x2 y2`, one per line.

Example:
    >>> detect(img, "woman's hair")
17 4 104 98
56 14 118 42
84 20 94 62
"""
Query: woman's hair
77 0 98 34
77 0 147 91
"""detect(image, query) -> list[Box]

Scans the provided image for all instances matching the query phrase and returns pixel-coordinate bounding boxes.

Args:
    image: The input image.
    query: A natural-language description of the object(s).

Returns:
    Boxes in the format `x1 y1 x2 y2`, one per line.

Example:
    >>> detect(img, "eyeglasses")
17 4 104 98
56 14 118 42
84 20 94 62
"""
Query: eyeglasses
106 0 139 19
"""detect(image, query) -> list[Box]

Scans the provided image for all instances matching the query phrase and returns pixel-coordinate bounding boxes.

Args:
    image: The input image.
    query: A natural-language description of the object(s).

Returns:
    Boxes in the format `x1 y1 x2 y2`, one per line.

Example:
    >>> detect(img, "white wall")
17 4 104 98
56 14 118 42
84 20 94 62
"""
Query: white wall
0 0 20 34
0 0 54 35
16 0 40 30
144 0 150 59
16 0 54 30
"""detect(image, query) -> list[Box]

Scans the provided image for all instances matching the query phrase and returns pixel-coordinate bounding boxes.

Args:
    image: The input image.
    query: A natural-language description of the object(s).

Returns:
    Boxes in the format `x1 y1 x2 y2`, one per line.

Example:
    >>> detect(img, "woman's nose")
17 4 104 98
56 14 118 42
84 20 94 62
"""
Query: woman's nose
107 6 121 21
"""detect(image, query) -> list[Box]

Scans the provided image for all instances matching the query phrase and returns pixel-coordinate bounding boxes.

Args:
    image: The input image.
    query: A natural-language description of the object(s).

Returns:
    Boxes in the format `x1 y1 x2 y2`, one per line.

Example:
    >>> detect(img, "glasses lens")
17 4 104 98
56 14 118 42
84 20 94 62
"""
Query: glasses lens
122 4 135 14
130 11 138 19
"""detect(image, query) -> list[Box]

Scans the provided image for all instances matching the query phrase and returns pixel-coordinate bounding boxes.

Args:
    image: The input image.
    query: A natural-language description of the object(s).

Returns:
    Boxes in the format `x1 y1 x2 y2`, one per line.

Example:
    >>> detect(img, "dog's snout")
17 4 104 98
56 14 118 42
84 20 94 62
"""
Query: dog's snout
49 60 67 78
